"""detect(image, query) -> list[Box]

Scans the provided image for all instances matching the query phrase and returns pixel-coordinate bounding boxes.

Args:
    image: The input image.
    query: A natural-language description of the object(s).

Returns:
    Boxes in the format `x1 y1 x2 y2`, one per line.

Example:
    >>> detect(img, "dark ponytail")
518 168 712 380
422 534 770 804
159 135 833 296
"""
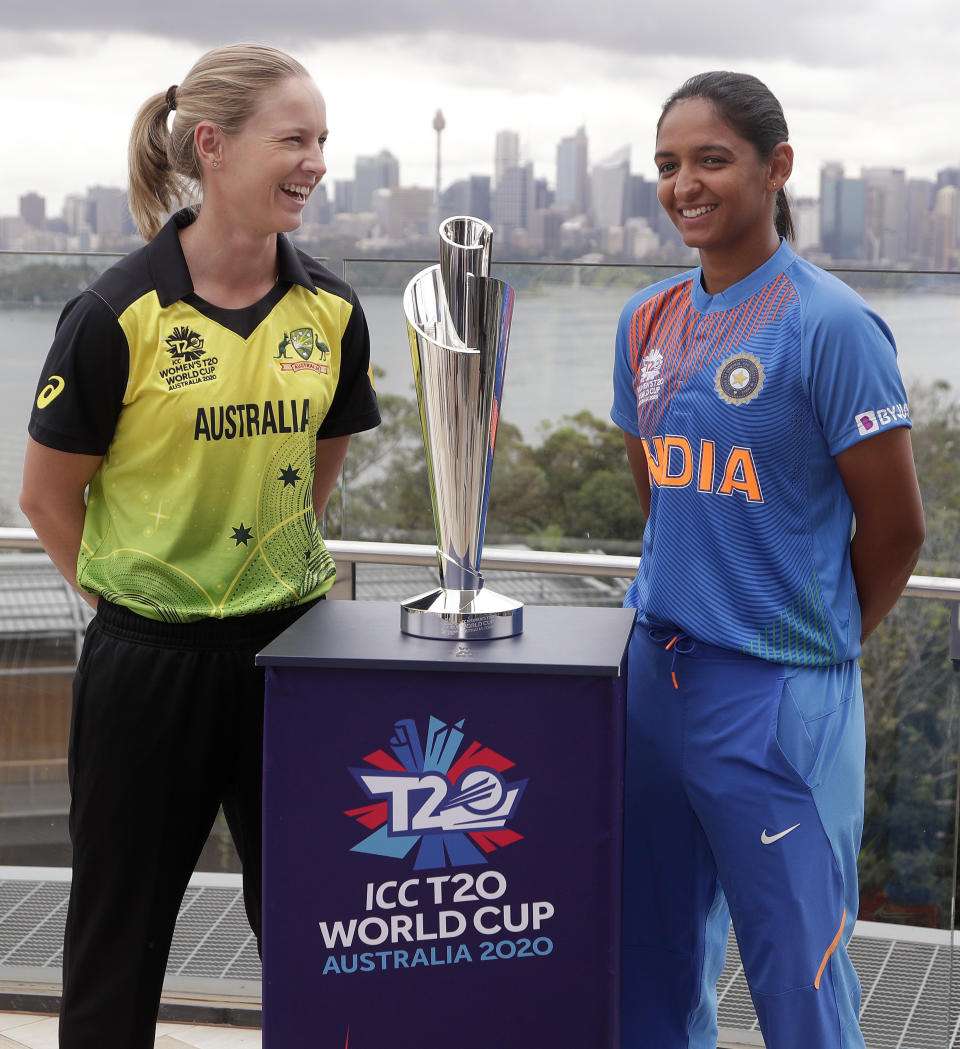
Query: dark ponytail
659 71 795 242
774 187 793 242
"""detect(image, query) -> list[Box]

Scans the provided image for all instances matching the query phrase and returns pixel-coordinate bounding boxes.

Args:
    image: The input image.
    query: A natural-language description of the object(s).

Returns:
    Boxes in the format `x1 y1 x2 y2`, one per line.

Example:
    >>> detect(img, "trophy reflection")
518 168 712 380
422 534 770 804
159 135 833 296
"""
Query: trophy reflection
400 216 523 640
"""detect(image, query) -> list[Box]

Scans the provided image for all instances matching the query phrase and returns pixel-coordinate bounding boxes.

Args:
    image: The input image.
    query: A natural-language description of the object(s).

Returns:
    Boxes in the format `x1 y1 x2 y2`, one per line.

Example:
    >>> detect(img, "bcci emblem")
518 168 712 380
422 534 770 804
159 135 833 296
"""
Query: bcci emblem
346 715 526 871
276 327 330 374
165 326 205 361
715 352 764 406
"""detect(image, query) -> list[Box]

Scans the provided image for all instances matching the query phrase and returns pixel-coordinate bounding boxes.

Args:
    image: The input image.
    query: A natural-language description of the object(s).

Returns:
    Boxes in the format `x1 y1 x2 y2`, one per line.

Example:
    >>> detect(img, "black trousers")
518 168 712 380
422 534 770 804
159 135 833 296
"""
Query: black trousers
59 599 315 1049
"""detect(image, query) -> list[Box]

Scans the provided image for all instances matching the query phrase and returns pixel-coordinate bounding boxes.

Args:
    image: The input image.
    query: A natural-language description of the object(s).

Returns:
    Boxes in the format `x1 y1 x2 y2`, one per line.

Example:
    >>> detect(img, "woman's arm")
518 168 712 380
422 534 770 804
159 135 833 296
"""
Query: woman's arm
19 437 103 610
312 434 352 518
623 432 652 519
835 426 925 642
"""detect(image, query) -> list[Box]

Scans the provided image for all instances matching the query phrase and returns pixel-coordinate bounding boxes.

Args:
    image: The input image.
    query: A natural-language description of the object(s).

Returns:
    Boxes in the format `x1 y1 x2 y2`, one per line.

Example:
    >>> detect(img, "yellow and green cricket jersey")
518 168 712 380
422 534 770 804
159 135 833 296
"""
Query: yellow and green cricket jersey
29 210 380 622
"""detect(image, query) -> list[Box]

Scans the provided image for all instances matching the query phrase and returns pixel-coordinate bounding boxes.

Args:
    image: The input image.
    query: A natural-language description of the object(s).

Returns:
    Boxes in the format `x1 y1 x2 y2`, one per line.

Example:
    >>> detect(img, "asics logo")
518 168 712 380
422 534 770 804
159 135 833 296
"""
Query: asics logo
760 823 800 845
37 375 65 409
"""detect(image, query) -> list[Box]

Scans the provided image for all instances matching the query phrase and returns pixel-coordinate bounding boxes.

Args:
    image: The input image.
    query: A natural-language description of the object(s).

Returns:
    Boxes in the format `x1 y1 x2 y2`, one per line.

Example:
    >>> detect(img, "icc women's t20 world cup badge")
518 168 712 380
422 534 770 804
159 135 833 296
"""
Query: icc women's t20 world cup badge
400 216 523 640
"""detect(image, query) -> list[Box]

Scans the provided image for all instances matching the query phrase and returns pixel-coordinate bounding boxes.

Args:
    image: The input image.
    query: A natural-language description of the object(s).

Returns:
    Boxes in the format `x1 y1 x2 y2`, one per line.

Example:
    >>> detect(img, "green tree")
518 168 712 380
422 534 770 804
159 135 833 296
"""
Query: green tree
340 396 645 550
0 261 106 303
527 410 645 544
908 380 960 576
485 421 552 537
328 378 431 541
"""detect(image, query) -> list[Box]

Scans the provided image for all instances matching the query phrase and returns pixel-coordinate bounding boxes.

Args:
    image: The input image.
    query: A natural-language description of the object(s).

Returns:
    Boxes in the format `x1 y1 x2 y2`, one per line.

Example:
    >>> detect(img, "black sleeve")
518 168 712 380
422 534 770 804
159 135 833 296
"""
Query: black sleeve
27 290 130 455
316 290 382 440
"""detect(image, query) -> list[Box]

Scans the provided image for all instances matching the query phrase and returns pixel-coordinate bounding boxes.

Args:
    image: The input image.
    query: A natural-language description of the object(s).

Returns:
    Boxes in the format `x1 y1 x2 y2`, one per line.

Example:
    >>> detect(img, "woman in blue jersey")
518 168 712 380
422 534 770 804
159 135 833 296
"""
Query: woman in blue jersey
611 72 924 1049
20 44 379 1049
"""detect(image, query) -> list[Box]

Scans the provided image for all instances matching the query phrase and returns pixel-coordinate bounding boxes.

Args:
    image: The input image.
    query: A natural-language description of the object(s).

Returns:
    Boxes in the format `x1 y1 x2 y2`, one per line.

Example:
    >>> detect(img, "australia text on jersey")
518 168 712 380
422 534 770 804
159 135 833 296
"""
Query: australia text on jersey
194 398 311 441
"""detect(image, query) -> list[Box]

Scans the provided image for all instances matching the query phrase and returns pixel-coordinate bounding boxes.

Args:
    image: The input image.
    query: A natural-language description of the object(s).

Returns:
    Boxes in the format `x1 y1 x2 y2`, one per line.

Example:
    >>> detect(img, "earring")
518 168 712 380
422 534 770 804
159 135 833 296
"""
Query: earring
212 160 220 168
771 181 777 189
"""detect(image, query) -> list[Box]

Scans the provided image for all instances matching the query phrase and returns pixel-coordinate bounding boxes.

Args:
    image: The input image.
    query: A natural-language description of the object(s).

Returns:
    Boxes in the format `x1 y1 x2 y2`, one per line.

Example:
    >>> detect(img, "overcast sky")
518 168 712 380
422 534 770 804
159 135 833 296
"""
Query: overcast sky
1 0 957 218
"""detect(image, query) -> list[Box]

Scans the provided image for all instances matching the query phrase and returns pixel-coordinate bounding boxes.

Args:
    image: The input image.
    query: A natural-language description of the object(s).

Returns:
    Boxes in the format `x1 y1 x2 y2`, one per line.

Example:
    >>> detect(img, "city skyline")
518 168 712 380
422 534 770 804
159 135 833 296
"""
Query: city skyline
1 1 958 217
4 132 957 225
2 100 958 222
7 141 958 270
6 145 954 207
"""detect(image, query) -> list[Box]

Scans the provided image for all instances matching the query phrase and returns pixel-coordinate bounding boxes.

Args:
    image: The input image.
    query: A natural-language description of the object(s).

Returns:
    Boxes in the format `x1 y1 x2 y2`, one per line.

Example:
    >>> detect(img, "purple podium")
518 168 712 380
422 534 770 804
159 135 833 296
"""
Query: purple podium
257 600 633 1049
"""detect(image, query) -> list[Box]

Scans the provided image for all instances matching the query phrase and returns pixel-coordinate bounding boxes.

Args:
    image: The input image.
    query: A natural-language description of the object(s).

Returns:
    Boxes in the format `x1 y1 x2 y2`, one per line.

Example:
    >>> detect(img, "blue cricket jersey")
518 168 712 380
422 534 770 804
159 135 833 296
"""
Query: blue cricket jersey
611 240 911 666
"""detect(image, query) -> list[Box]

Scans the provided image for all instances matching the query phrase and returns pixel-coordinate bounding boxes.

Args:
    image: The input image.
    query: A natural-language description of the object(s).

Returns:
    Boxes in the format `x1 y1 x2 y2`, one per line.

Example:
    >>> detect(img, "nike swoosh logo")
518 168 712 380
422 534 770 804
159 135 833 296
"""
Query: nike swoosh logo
761 823 800 845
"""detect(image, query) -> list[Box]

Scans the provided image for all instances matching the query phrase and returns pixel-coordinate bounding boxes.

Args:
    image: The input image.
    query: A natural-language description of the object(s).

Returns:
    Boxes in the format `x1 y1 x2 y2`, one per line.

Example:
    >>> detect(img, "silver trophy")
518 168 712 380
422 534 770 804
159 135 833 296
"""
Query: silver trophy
400 216 523 640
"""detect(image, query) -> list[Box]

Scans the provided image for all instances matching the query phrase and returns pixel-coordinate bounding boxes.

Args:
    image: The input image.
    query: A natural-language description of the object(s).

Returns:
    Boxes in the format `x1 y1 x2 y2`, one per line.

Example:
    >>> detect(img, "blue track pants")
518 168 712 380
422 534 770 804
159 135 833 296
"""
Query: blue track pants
621 625 866 1049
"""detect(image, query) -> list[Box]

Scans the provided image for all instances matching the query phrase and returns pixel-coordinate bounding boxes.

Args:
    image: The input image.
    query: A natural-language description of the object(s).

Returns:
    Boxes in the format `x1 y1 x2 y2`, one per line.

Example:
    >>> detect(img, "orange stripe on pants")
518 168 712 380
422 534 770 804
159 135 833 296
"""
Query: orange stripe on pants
814 908 846 990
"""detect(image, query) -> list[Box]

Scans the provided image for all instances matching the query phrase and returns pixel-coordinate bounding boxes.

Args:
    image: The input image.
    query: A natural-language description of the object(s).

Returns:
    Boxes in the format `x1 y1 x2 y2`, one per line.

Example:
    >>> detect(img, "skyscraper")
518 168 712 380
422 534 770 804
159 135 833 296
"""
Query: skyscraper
333 180 356 215
819 162 843 255
442 176 492 223
791 197 821 256
470 175 492 222
494 130 520 189
627 176 658 222
87 185 131 238
931 184 959 268
373 187 432 240
354 150 400 212
556 127 589 216
492 162 534 238
19 192 45 229
905 179 935 262
62 193 94 237
299 183 331 227
590 147 630 230
819 162 865 260
862 167 907 263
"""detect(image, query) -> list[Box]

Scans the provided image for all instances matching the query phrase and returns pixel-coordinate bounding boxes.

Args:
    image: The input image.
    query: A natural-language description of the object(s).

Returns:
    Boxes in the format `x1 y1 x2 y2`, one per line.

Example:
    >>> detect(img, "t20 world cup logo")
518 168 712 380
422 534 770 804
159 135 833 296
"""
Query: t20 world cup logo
346 716 526 871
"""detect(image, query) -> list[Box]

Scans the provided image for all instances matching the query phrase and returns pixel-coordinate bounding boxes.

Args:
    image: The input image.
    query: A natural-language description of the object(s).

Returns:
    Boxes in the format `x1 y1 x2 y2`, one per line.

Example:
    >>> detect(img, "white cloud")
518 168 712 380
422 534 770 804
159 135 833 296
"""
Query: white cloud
1 8 958 218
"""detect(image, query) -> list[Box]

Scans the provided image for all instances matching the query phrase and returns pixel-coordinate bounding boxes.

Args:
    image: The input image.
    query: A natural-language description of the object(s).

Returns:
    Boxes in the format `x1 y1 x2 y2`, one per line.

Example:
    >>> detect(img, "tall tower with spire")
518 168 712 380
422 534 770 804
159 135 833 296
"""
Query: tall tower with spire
433 110 446 201
432 109 446 229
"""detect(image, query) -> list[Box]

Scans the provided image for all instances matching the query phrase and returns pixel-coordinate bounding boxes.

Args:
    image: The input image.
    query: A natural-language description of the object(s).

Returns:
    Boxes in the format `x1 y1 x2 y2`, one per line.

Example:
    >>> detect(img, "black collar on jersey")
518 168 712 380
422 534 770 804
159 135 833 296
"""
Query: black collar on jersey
147 208 318 309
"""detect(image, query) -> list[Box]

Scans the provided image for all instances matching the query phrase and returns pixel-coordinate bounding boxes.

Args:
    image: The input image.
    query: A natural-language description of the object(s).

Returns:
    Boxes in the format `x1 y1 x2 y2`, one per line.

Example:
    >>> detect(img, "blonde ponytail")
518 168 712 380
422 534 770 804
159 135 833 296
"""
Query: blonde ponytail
128 89 196 241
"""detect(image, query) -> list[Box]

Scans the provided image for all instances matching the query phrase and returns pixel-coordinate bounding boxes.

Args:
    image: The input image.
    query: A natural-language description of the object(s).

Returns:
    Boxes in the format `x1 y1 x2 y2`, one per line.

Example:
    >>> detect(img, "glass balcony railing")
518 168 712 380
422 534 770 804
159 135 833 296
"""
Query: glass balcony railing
1 250 958 1047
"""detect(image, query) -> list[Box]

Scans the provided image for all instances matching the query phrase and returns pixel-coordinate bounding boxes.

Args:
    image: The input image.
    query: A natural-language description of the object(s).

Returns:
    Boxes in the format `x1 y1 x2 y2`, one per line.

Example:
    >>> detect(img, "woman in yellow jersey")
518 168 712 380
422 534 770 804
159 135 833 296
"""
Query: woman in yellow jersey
20 43 380 1049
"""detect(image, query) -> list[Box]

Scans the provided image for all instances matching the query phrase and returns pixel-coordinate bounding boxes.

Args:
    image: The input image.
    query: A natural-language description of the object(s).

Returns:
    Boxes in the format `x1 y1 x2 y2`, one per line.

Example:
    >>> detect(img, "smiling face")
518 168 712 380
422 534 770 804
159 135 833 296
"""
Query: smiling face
212 75 328 236
655 96 785 279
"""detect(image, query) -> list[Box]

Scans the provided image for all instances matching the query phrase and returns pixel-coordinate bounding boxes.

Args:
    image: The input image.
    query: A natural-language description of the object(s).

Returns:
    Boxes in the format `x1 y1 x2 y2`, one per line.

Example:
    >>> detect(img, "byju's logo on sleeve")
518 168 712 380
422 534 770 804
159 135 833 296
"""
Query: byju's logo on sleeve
854 402 909 437
346 716 527 871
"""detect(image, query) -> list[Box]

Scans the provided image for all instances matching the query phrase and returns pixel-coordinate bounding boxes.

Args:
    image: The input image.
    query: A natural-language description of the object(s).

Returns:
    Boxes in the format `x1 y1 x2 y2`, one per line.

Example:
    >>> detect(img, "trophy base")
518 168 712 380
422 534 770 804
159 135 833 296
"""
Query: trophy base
400 587 523 640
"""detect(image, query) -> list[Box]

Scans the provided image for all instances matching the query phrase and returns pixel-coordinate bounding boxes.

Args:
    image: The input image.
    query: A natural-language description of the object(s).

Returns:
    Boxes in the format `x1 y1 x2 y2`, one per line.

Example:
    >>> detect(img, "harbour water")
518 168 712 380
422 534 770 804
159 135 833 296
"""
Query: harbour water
2 280 958 526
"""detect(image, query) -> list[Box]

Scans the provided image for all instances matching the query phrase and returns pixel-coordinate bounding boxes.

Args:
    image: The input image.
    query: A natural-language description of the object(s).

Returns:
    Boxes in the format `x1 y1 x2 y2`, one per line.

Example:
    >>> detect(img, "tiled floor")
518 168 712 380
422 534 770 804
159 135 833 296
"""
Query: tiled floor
0 1012 261 1048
